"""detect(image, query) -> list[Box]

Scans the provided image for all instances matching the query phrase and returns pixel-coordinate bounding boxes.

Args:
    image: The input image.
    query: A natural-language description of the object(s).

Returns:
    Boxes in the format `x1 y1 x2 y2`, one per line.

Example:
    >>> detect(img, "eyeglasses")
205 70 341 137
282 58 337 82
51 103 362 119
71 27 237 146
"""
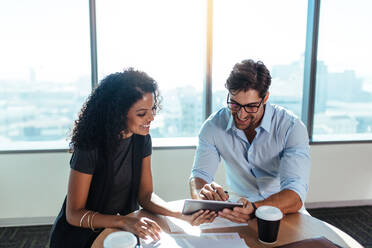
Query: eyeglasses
226 94 265 114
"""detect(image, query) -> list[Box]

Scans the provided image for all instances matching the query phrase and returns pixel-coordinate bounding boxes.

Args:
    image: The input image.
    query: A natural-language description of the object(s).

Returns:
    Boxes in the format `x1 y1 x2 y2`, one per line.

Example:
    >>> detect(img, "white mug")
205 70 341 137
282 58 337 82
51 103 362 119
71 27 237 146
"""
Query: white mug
103 231 137 248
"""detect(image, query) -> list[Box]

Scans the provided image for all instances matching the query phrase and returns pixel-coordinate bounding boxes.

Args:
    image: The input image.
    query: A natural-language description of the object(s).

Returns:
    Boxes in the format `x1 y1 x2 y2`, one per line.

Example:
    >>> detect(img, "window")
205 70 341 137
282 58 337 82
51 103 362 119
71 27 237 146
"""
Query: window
212 0 308 119
96 0 206 139
313 0 372 141
0 0 91 150
1 0 371 152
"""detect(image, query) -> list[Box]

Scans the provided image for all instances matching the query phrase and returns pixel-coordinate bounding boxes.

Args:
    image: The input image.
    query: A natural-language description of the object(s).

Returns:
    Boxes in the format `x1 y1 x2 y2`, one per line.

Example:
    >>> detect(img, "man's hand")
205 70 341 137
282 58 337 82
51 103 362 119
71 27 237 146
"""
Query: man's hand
218 198 255 223
199 182 229 201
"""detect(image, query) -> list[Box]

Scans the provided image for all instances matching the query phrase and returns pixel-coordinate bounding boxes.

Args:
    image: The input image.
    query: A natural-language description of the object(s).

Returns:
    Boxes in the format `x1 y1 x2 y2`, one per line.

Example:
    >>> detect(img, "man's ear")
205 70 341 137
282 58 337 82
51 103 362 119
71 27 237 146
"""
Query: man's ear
264 92 270 103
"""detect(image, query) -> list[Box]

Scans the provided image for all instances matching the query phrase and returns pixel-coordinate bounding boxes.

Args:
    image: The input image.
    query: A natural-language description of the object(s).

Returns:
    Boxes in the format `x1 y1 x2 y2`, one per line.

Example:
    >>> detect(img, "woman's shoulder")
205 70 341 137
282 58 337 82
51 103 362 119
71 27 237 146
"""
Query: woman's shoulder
70 146 100 174
71 146 100 160
131 134 152 157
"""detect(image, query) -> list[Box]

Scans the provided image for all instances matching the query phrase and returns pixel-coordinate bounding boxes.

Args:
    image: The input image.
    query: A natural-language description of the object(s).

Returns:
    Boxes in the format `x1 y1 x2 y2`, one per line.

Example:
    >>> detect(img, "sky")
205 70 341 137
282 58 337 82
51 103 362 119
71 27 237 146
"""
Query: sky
0 0 90 82
0 0 371 87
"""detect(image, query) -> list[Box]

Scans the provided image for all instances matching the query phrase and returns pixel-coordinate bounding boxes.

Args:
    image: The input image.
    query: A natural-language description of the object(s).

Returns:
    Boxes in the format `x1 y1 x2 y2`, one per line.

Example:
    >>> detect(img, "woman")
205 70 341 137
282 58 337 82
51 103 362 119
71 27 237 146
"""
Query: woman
49 69 216 248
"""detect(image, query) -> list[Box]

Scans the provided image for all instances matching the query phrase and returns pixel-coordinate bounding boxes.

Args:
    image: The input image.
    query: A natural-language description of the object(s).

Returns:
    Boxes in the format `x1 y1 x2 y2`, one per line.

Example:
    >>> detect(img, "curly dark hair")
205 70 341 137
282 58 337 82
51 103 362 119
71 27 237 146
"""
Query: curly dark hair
225 59 271 98
70 68 160 156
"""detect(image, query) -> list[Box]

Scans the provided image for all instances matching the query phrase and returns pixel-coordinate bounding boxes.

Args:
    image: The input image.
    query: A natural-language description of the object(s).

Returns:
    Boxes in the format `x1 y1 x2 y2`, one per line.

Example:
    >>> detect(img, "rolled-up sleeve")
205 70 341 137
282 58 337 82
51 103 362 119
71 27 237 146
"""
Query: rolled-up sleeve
190 121 221 183
279 119 311 203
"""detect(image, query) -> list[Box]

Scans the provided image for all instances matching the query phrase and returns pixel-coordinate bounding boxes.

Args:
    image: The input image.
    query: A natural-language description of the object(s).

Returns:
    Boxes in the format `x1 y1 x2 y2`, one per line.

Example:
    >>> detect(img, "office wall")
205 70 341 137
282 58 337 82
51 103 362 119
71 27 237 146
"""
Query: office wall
1 143 372 224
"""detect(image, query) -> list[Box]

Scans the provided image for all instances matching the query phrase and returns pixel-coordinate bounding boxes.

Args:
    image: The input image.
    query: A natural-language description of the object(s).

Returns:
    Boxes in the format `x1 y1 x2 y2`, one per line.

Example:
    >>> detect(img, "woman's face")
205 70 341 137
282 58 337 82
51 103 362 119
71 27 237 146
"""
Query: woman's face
126 92 156 137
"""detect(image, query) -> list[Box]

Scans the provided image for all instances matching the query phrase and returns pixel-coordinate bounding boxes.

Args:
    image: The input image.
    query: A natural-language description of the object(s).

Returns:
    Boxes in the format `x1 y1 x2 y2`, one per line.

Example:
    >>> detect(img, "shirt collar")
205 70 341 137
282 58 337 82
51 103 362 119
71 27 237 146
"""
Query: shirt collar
259 101 273 133
225 112 235 131
225 102 273 133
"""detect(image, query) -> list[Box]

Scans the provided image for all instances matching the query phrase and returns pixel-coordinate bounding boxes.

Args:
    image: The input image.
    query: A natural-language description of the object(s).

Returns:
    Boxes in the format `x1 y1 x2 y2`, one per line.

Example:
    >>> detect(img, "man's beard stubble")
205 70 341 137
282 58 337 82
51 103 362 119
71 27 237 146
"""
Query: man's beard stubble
233 113 256 131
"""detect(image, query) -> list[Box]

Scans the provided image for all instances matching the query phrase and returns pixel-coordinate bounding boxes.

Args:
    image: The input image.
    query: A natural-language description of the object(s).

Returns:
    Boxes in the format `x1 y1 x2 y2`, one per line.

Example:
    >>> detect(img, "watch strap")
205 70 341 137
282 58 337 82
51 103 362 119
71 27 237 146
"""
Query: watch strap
250 202 257 218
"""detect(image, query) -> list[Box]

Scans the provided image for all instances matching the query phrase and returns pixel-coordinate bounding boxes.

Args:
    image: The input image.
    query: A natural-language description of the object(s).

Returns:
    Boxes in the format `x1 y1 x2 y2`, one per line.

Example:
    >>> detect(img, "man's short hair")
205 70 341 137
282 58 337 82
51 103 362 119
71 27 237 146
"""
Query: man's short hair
225 59 271 98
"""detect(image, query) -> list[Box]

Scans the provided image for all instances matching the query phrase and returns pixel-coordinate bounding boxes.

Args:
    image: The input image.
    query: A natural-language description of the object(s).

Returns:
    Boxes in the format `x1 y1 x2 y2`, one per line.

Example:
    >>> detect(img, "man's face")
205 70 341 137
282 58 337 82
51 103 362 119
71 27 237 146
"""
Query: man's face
228 89 268 130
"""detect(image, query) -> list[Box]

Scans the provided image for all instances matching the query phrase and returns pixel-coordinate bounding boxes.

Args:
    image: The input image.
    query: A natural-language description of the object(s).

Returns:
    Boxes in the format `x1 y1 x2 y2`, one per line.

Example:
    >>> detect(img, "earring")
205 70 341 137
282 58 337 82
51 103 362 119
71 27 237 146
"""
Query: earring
121 129 129 138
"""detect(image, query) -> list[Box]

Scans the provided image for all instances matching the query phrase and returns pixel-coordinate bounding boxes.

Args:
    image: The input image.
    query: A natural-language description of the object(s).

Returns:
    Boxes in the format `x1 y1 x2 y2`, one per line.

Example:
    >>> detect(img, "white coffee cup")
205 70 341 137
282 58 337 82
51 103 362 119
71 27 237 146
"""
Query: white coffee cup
103 231 137 248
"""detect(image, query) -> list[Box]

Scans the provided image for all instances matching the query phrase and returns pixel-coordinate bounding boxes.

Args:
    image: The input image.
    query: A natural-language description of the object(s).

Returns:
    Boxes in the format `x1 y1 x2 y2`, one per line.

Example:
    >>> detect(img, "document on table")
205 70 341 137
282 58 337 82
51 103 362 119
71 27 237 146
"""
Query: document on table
163 216 248 233
200 216 248 229
141 232 248 248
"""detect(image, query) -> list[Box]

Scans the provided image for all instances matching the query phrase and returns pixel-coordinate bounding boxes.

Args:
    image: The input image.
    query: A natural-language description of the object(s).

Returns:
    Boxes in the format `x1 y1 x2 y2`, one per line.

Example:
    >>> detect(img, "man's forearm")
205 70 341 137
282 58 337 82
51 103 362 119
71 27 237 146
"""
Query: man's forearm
189 177 208 199
254 189 303 214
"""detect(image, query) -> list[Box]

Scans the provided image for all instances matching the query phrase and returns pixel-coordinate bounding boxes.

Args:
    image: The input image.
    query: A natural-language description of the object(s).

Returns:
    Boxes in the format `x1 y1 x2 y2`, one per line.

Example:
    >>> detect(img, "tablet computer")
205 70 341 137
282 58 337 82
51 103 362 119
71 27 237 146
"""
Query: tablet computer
182 199 243 215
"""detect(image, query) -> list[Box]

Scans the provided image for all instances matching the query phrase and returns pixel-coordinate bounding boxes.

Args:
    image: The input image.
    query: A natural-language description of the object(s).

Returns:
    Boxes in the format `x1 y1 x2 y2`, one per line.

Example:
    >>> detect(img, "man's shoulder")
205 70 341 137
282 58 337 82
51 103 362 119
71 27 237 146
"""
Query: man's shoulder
269 104 308 139
270 104 300 124
199 108 231 138
204 107 230 127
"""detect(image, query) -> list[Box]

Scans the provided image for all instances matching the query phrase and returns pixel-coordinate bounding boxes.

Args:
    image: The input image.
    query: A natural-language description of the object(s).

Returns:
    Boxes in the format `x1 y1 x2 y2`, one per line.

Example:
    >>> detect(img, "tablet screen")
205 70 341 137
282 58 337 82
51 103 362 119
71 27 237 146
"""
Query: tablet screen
182 199 243 215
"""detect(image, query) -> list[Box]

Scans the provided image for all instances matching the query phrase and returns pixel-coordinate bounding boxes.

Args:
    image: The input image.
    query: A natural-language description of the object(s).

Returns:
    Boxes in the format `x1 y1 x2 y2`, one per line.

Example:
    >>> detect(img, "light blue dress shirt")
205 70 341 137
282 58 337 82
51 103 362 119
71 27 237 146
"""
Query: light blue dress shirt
191 102 311 203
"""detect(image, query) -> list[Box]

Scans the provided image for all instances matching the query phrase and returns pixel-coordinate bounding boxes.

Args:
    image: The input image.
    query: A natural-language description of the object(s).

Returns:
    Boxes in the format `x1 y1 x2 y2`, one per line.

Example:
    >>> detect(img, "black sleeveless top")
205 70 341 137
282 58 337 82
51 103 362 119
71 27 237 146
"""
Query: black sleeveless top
49 134 148 248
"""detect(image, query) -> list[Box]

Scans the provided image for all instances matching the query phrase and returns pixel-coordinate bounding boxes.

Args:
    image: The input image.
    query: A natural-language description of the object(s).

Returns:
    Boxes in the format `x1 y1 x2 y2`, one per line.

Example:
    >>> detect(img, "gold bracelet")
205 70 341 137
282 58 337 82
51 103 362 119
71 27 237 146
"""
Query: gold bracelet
86 212 92 229
90 212 99 232
79 211 91 227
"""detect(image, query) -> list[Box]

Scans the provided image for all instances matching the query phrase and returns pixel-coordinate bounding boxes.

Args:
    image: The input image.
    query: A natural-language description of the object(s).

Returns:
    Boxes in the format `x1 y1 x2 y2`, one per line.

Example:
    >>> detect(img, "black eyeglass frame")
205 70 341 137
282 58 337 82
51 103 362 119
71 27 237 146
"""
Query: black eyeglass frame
226 93 265 114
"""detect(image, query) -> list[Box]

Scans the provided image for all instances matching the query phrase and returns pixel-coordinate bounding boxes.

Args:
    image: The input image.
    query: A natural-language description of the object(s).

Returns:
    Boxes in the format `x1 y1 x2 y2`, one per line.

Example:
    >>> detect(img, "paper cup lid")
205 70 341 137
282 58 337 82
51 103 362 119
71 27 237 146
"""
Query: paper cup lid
103 231 137 248
255 206 283 221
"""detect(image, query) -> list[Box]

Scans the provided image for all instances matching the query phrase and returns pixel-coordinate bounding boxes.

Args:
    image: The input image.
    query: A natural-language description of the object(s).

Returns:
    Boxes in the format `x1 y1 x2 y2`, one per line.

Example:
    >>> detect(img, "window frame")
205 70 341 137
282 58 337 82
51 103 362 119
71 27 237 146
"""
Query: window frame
1 0 371 153
303 0 372 144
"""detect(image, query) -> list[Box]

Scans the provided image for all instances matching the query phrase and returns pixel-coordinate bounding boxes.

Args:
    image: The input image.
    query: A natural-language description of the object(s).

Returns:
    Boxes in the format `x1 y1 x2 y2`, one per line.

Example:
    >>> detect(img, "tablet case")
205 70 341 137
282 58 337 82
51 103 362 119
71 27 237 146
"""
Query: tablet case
182 199 243 215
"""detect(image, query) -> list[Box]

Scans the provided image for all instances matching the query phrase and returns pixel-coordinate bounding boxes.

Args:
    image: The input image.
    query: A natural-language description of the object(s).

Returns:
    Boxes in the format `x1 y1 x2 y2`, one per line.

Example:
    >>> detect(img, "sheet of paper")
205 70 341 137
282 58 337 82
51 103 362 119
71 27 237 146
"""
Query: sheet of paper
141 232 248 248
200 216 249 229
163 216 248 233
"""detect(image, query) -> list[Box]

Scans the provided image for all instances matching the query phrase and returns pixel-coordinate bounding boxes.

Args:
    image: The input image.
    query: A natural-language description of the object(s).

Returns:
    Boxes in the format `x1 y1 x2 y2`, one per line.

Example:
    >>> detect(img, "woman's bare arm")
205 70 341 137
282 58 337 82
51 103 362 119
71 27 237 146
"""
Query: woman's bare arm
65 168 161 240
65 169 123 228
138 156 217 225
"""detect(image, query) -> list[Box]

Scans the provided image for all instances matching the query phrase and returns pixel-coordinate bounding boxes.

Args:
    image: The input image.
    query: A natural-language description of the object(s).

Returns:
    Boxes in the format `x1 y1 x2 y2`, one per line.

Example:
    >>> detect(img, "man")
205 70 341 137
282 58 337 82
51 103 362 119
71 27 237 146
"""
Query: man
189 59 311 223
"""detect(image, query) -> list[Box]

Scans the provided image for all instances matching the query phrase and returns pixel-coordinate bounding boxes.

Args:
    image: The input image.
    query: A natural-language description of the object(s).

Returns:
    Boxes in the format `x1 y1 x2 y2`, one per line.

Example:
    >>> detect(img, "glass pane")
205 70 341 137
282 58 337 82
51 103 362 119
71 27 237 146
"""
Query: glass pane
0 0 91 151
212 0 307 119
96 0 206 138
313 0 372 141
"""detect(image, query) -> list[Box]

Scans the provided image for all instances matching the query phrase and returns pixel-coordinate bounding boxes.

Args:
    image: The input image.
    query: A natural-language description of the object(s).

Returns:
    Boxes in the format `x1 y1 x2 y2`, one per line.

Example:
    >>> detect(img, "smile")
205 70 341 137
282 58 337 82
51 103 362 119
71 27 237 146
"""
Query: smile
237 115 250 122
235 113 252 123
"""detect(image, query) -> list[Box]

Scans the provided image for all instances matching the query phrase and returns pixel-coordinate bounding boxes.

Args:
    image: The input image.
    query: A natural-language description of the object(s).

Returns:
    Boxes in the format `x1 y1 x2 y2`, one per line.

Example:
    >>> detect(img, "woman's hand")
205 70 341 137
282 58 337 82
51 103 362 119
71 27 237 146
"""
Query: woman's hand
119 216 162 241
180 210 217 226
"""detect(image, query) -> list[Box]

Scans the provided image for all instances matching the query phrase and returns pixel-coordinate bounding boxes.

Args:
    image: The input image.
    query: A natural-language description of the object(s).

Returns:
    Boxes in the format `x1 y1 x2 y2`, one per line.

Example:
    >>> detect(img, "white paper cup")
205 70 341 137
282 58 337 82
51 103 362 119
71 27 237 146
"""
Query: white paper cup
103 231 137 248
255 206 283 244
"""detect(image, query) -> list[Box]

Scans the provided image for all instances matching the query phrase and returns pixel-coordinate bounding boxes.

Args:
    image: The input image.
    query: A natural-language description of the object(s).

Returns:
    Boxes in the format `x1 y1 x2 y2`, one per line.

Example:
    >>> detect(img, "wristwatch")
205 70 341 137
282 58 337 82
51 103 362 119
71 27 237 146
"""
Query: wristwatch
250 202 257 218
